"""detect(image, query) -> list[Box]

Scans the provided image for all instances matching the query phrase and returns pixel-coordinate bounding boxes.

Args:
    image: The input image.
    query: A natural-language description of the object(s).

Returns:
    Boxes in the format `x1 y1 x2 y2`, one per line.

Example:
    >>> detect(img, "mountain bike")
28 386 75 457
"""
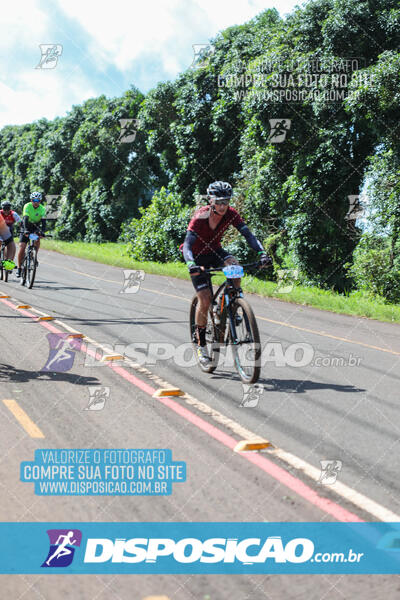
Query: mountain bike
20 231 43 289
0 242 15 282
190 263 262 384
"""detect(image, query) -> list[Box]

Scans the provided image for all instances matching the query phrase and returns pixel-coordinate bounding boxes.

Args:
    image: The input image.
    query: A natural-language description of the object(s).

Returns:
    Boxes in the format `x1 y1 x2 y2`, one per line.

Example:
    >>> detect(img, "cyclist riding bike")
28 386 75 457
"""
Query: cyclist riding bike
0 210 14 263
182 181 271 366
0 201 21 263
17 192 46 278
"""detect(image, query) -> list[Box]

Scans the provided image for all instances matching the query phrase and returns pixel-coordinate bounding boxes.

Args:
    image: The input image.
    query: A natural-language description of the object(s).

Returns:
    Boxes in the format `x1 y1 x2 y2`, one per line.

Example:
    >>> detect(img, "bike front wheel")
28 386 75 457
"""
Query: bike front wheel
228 298 261 384
27 247 37 289
0 247 6 282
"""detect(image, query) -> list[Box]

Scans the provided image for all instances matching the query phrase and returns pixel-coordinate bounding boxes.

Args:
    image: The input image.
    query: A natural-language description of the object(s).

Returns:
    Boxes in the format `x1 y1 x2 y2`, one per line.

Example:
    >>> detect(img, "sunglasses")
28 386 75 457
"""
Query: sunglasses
212 198 230 206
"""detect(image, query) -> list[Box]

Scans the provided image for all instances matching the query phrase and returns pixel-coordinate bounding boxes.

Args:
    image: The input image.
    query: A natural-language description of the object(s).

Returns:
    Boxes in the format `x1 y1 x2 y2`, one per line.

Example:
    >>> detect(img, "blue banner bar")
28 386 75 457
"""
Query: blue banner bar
1 523 400 573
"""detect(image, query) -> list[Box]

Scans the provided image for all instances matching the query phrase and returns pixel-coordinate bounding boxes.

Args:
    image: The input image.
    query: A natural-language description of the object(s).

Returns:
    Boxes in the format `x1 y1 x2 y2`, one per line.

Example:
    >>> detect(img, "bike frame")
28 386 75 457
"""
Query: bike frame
206 262 259 344
25 235 38 258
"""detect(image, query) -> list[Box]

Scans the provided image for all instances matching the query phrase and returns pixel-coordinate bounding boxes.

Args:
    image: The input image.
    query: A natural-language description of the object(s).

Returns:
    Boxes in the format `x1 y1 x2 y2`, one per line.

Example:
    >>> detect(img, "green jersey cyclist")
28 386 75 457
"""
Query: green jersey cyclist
182 181 272 367
16 192 46 278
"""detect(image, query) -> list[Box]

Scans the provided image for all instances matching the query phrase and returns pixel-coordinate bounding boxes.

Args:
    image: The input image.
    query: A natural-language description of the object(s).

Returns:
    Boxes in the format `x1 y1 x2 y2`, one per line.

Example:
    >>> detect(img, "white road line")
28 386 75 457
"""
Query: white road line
4 294 400 522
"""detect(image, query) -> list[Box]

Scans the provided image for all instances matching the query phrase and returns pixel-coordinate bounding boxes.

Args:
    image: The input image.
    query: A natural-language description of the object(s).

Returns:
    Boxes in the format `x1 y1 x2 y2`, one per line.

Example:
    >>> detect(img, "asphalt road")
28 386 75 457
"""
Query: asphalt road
1 249 400 598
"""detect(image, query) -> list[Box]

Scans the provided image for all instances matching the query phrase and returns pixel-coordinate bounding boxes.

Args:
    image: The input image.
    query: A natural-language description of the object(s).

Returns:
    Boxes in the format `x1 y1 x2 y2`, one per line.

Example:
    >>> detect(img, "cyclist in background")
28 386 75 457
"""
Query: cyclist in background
0 201 21 263
182 181 271 366
0 211 13 255
16 192 46 278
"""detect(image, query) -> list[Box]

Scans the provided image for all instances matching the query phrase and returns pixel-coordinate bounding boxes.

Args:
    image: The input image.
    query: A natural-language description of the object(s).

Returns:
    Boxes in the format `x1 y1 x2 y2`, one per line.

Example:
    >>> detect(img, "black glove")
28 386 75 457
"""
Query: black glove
259 253 273 267
188 262 201 275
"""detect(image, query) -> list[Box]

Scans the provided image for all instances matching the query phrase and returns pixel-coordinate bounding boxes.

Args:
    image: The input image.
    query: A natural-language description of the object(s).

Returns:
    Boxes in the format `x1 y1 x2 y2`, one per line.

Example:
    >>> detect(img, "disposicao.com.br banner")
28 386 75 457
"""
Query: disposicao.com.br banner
1 522 400 574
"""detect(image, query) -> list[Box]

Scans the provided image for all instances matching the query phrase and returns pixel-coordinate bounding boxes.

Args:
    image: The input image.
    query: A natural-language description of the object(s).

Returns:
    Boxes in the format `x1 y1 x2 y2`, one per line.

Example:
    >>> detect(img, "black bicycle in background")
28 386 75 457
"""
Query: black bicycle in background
0 241 11 282
20 229 45 289
0 241 16 283
190 262 262 384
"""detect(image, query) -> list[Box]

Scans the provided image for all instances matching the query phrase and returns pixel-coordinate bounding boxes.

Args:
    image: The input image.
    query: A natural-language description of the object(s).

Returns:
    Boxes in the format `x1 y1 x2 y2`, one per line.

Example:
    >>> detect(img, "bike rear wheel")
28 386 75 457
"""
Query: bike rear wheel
228 298 261 384
190 295 221 373
27 247 37 289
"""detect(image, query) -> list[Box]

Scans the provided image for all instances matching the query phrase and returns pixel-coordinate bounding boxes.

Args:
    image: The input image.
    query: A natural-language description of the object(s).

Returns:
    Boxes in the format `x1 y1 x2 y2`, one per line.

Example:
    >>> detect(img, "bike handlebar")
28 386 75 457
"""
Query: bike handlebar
205 262 261 274
22 231 51 237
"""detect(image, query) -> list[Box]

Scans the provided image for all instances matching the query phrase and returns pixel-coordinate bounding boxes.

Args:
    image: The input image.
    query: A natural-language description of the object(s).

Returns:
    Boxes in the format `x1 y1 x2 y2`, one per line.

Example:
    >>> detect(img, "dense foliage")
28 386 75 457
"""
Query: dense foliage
1 0 399 300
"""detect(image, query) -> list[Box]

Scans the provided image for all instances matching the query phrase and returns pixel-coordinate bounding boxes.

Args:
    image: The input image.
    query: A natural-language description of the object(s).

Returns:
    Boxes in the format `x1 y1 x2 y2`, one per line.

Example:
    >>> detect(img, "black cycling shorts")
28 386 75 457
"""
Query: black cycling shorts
19 222 38 244
190 248 234 292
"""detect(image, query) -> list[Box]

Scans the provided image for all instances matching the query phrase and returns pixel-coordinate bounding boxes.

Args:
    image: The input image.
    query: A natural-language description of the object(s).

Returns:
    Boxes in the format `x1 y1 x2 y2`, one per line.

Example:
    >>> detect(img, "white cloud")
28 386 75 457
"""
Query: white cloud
0 68 97 127
0 0 49 49
0 0 302 126
56 0 300 75
57 0 185 73
0 0 99 126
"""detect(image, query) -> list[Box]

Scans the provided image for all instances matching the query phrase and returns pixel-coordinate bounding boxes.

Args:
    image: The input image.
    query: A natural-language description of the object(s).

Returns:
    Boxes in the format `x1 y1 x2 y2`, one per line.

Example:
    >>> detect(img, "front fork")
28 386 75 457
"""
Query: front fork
222 281 243 344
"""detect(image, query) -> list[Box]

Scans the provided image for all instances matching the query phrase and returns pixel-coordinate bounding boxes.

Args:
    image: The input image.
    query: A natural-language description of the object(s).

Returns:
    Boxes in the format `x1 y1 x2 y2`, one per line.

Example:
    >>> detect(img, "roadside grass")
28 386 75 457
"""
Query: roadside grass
41 239 400 324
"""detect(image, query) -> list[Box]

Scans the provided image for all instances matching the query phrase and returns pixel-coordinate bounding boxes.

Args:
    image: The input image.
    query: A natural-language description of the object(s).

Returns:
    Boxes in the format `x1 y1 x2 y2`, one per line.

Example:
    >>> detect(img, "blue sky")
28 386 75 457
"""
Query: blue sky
0 0 304 127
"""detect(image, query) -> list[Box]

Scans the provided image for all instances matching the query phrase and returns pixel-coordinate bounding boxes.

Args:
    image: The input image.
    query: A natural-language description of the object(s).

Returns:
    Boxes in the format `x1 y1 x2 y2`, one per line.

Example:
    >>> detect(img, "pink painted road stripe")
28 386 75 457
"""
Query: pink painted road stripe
111 361 363 522
109 364 156 397
2 298 363 521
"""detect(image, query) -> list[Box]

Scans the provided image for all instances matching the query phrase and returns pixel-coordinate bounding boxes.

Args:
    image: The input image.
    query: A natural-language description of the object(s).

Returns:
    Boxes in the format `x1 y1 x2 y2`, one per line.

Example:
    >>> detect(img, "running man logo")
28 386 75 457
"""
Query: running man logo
84 386 110 411
120 270 145 293
268 119 291 143
44 195 65 220
35 44 63 69
276 269 299 294
191 44 215 69
240 383 264 408
318 460 342 485
41 333 82 373
42 529 82 567
345 195 368 221
118 119 139 143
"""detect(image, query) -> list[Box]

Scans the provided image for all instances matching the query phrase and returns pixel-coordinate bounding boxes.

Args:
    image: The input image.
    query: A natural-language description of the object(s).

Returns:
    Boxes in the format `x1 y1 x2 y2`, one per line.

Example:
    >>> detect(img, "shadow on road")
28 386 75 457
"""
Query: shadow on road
33 285 96 291
49 316 186 326
0 363 99 385
261 378 366 394
210 371 366 394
